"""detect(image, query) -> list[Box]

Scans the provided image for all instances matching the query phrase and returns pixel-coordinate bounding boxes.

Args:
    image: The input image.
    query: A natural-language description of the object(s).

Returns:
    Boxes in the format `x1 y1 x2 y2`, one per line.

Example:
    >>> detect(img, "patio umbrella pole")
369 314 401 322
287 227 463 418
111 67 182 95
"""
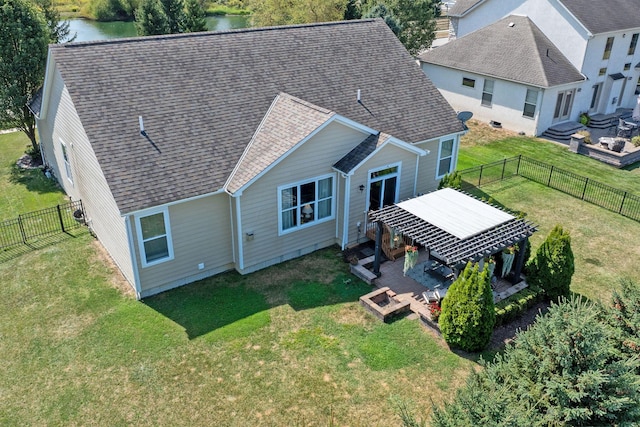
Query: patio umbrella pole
373 220 382 277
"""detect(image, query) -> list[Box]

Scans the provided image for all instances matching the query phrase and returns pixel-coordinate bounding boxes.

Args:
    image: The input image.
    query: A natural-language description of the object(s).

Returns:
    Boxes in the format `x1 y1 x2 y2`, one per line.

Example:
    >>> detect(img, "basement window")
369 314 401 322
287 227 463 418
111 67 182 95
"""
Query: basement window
462 77 475 88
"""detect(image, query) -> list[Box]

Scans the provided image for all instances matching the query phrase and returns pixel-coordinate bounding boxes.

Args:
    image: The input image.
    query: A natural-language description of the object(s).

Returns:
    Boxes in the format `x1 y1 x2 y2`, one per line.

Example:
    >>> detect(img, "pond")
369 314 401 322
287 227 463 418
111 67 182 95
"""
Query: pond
68 15 250 42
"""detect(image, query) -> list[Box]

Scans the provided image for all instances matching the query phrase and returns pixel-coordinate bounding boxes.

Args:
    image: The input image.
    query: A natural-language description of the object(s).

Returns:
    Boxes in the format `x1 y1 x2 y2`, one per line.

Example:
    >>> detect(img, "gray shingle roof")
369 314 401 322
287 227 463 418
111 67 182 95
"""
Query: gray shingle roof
226 93 335 194
448 0 483 17
49 19 463 214
418 15 585 88
559 0 640 34
333 132 392 174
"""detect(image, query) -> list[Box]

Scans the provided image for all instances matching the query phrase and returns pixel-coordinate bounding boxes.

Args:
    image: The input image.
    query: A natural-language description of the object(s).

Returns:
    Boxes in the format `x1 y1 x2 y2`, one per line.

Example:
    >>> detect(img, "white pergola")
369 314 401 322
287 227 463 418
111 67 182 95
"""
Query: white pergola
368 188 537 282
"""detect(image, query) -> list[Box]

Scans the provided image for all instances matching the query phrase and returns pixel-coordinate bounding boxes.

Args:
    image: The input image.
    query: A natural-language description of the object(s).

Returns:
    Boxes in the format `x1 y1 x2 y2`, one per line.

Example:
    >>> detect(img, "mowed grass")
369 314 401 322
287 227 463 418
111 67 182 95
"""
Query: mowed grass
0 131 66 220
0 237 474 426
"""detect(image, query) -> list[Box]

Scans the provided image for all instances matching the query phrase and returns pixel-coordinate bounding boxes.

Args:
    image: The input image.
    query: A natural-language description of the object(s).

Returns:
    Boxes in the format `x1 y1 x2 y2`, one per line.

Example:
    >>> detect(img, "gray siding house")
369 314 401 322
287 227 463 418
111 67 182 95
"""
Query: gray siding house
34 19 465 298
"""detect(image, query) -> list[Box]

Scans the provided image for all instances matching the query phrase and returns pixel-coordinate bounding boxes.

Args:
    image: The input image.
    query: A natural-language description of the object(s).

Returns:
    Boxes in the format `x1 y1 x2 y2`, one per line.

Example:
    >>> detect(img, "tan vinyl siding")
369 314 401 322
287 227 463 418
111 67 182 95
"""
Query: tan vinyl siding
238 121 369 272
345 143 421 245
37 66 135 287
134 193 234 296
415 138 445 195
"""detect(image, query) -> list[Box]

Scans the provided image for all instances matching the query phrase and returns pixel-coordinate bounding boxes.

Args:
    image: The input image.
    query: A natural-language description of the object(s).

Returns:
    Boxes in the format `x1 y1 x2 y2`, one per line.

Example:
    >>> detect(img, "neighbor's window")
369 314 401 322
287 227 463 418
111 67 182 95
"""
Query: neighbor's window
279 175 334 233
462 77 475 88
60 139 73 183
636 76 640 95
522 89 538 118
624 63 631 71
628 33 639 55
437 139 456 178
599 67 607 76
481 79 494 107
603 36 614 59
136 208 174 267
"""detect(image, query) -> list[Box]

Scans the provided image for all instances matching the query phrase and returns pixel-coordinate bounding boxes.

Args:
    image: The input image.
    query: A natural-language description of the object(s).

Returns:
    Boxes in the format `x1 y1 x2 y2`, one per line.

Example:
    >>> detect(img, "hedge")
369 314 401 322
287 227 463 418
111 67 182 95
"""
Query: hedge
494 285 544 327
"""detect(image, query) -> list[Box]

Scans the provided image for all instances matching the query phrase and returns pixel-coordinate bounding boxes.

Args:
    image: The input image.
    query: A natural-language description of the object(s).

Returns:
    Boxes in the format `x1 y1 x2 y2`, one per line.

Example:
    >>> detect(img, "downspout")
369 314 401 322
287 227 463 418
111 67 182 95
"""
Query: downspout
124 215 142 299
234 195 244 270
413 154 420 196
335 174 341 239
229 196 236 264
341 174 351 249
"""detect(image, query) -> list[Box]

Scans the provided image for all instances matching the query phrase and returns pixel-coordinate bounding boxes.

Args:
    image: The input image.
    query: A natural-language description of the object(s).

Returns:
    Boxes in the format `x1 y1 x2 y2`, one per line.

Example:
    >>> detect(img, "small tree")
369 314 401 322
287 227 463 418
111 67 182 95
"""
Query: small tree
437 170 462 190
35 0 76 43
389 0 438 55
135 0 170 36
439 262 495 352
526 225 574 301
160 0 184 33
0 0 49 150
363 3 401 36
182 0 207 33
606 279 640 363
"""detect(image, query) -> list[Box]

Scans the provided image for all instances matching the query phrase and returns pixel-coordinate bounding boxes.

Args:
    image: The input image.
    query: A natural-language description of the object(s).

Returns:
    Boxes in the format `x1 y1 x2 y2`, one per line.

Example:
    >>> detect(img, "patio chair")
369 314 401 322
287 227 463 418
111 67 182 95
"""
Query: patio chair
423 286 443 304
617 118 632 138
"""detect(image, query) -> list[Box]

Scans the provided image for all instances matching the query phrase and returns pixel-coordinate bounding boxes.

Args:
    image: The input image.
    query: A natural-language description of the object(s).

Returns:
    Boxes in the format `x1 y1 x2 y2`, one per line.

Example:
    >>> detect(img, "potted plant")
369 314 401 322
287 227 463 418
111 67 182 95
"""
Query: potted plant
501 245 518 278
403 245 419 276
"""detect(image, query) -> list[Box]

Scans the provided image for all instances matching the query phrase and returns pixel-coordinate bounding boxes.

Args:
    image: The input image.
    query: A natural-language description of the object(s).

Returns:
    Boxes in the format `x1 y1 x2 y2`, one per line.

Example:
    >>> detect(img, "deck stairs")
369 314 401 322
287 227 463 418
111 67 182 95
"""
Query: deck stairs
540 121 584 141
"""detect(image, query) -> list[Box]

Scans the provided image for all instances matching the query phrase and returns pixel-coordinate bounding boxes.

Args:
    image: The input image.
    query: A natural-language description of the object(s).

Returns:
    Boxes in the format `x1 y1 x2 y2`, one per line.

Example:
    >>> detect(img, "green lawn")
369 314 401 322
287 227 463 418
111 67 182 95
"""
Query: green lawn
0 131 66 220
3 123 640 425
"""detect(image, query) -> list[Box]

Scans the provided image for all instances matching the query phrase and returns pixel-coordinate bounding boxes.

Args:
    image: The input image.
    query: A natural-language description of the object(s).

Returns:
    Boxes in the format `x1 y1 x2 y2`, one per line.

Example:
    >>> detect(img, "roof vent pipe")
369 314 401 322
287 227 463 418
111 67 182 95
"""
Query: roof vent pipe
139 116 147 137
357 89 361 104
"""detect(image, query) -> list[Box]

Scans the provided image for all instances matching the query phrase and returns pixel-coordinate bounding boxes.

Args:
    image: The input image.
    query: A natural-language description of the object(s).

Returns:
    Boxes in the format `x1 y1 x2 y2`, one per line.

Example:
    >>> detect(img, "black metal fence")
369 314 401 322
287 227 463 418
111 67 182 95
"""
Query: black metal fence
459 155 640 222
0 200 85 250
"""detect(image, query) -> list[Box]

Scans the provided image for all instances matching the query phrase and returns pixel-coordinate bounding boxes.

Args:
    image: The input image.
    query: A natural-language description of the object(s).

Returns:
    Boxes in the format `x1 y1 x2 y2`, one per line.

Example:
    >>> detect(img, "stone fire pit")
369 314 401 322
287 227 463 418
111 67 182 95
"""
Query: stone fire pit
359 286 411 323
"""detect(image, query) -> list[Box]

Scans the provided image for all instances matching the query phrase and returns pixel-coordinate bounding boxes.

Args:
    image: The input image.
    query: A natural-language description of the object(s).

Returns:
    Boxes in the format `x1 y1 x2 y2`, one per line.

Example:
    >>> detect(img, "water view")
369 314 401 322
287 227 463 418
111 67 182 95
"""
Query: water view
68 15 250 42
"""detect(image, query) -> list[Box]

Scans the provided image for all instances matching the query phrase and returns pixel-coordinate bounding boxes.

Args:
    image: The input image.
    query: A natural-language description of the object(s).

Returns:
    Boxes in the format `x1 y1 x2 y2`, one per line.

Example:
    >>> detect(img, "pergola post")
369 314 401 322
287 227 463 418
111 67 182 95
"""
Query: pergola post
512 238 528 284
372 220 383 277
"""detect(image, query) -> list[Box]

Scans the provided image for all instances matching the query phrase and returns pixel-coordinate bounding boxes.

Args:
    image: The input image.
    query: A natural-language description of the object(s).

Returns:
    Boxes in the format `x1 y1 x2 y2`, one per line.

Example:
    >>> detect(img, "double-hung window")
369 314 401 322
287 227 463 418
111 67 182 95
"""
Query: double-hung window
279 175 334 233
603 36 614 60
136 208 174 267
437 139 456 178
481 79 494 107
628 34 638 56
523 89 538 118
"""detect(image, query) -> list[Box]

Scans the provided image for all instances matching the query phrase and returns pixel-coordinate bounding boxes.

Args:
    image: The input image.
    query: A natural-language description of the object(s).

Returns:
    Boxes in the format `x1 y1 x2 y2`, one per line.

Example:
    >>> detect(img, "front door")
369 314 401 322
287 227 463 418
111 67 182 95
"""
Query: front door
368 165 399 211
553 89 575 122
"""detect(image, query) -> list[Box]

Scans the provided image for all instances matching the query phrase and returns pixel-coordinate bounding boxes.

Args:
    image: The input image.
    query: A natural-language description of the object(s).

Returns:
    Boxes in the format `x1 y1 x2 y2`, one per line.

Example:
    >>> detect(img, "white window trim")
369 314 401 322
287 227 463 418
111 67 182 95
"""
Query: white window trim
436 138 457 179
366 162 402 211
462 77 476 88
60 139 73 184
277 173 336 236
522 88 539 119
481 79 494 107
135 206 174 268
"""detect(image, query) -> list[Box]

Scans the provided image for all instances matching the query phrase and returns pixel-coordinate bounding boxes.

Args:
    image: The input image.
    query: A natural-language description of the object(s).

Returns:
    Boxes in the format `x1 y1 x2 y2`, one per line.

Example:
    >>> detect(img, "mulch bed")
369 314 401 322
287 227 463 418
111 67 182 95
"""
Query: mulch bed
488 301 550 350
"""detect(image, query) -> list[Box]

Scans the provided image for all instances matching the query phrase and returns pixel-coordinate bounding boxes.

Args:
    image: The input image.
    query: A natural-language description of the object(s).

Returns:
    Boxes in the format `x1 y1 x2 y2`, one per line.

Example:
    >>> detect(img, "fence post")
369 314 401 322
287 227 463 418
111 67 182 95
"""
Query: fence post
516 155 522 176
581 178 589 200
478 165 484 186
56 204 66 233
501 158 506 180
619 191 627 214
18 215 27 244
547 165 554 187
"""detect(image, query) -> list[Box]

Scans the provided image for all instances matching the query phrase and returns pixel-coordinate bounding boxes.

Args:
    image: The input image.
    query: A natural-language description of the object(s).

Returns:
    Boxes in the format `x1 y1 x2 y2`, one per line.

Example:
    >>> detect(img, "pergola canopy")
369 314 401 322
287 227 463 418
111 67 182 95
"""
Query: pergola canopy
368 189 537 267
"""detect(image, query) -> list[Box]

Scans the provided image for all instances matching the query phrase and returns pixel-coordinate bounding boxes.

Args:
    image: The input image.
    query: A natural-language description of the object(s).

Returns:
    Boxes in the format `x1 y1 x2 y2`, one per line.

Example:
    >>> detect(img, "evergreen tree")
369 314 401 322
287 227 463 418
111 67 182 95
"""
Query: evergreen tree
363 3 400 36
135 0 170 36
606 279 640 365
0 0 49 150
438 262 495 352
526 224 574 301
433 297 640 426
182 0 206 33
344 0 361 20
160 0 184 33
437 170 462 190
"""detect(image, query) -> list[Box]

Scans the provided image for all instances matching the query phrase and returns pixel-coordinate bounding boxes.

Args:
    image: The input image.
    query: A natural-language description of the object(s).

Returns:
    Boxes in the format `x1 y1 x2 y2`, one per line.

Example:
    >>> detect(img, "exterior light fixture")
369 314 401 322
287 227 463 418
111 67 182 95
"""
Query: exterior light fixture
359 184 365 192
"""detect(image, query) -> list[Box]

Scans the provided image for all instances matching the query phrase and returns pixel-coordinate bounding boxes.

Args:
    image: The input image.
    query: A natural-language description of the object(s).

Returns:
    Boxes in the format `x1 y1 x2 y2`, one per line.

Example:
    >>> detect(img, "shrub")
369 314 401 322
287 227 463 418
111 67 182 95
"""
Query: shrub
632 135 640 147
579 112 590 126
493 285 543 327
576 129 591 144
437 170 462 190
439 262 495 352
605 279 640 362
526 225 574 301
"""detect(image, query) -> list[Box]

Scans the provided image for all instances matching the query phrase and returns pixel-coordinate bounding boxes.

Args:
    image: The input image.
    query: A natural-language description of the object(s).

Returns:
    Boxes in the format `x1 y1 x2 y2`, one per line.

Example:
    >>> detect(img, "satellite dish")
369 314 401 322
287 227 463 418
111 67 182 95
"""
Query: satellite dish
457 111 473 129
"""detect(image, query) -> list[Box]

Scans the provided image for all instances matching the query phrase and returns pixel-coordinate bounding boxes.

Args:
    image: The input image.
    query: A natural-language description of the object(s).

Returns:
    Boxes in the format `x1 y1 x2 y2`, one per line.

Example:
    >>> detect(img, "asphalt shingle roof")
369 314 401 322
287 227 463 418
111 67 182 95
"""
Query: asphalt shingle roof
226 93 334 194
419 15 585 88
448 0 482 17
559 0 640 34
333 132 392 174
49 19 463 214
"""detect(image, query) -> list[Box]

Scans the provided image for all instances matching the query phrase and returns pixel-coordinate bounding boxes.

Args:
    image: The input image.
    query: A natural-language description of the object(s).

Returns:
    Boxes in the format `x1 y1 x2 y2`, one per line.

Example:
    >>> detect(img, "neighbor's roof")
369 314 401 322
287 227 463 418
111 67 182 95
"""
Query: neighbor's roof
225 93 335 194
419 15 585 88
369 189 537 266
48 19 463 214
448 0 483 17
559 0 640 34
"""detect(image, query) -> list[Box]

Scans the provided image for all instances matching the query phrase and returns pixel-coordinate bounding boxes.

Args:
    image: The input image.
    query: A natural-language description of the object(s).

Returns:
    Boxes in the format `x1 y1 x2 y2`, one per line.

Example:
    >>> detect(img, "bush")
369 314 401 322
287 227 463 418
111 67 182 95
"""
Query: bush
526 225 574 301
437 170 462 190
605 279 640 362
576 129 591 144
579 112 590 126
493 285 543 327
439 262 495 352
632 135 640 147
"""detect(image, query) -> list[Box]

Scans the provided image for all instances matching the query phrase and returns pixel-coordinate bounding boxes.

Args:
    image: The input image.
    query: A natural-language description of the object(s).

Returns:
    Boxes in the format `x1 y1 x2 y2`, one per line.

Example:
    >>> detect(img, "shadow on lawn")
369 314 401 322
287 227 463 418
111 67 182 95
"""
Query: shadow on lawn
0 228 87 263
143 270 371 339
9 166 64 195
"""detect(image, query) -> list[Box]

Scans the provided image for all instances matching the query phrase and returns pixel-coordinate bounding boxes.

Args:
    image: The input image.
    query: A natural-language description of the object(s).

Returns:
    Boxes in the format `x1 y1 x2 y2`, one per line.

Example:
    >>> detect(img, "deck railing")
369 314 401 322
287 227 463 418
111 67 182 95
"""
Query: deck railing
458 155 640 222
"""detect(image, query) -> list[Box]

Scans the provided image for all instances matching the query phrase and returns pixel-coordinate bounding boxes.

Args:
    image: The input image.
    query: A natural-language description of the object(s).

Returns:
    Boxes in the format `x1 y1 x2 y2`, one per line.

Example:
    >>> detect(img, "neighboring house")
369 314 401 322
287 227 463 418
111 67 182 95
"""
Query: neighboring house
423 0 640 136
32 19 465 298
